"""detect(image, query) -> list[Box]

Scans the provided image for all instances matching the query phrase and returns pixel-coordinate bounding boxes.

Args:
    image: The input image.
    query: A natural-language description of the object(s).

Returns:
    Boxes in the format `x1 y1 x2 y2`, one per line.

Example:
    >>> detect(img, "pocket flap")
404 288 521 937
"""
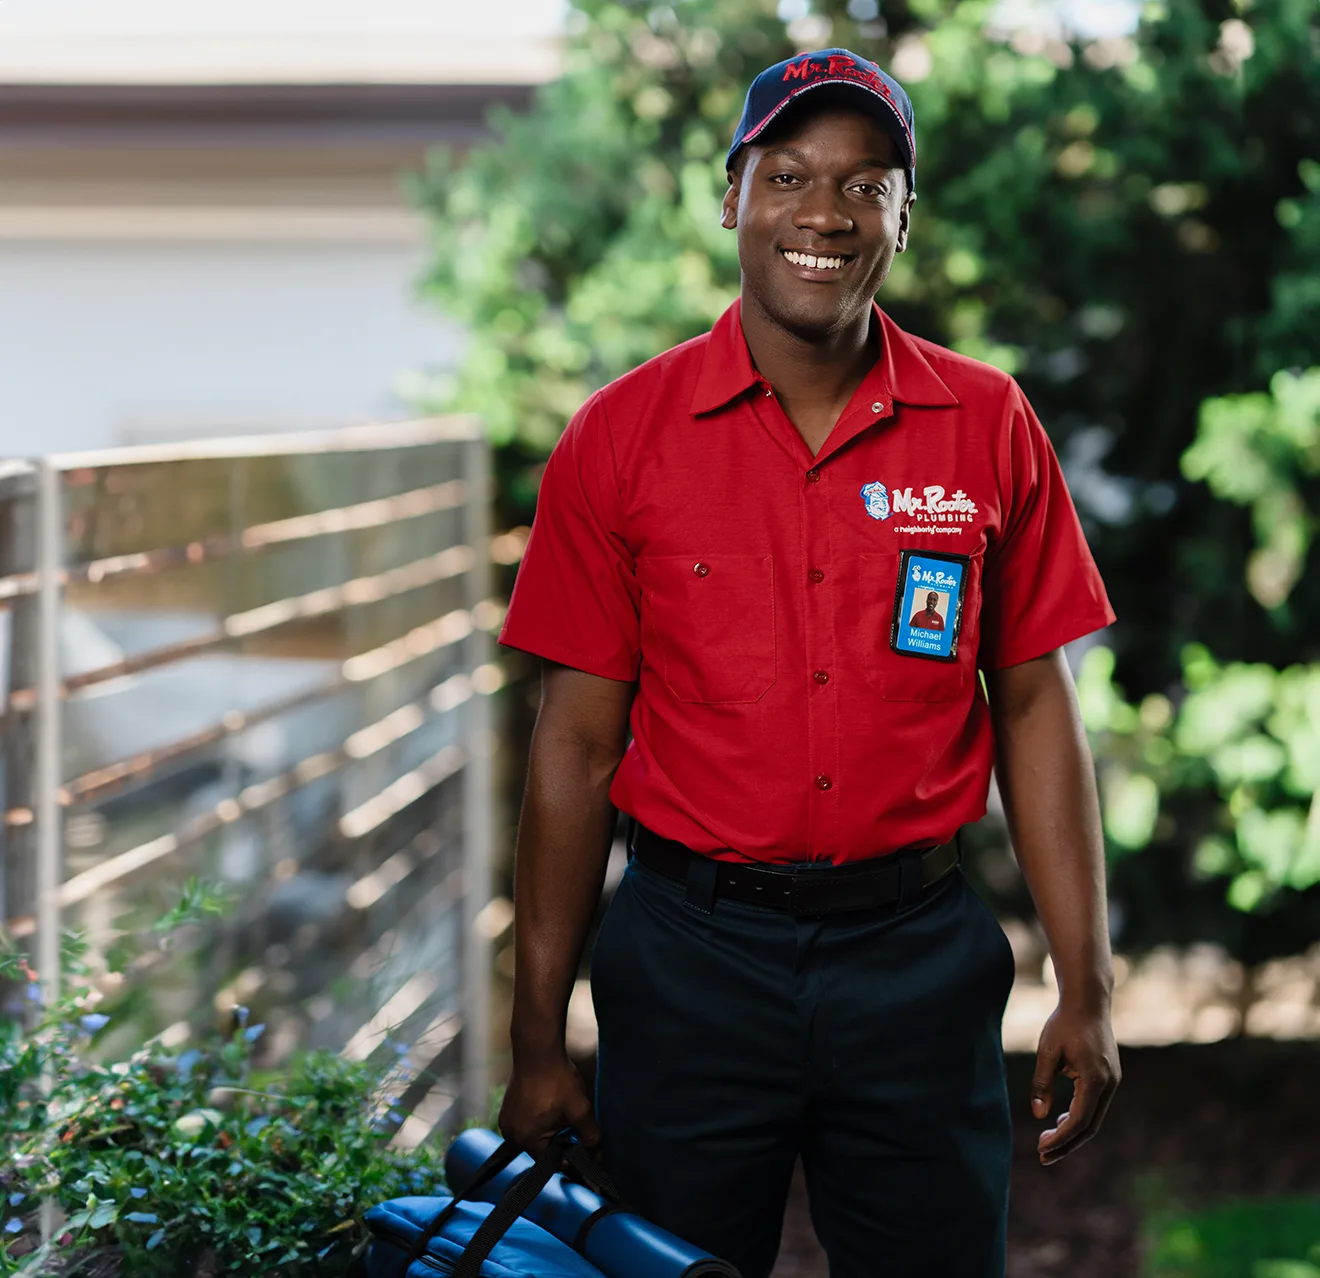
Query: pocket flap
639 554 776 704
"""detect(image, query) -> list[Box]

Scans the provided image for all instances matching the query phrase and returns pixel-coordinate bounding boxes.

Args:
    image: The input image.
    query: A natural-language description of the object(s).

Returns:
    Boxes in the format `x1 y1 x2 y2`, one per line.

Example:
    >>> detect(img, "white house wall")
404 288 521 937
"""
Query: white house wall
0 235 462 455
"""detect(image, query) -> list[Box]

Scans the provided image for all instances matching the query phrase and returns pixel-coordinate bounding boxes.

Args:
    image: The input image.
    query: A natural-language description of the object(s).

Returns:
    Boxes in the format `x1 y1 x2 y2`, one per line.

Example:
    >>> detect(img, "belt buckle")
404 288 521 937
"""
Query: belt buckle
788 873 832 918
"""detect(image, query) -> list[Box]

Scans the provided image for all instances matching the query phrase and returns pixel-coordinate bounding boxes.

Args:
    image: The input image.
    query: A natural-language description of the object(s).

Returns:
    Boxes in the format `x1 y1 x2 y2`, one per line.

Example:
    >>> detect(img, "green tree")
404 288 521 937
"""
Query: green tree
1078 368 1320 957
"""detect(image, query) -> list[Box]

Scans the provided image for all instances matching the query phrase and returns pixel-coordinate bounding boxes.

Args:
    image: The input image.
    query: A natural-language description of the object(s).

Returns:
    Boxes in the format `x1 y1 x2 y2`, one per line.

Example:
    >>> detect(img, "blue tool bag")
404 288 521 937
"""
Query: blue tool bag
364 1130 741 1278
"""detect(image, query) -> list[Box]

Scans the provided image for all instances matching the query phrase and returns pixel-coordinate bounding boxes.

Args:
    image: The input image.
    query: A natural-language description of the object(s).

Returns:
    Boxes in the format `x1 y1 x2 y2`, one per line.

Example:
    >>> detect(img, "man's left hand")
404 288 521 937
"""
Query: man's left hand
1031 1000 1121 1165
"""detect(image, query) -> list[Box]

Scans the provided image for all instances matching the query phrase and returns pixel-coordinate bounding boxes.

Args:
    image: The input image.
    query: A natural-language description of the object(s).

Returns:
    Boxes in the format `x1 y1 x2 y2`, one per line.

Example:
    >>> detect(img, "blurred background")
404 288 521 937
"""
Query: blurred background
1 0 1318 1274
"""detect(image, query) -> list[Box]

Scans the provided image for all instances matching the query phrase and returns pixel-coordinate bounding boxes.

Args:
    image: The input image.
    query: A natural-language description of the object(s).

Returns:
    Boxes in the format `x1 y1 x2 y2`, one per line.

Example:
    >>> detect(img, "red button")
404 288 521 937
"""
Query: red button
809 569 824 583
813 670 829 685
806 469 820 483
815 774 832 790
693 562 710 577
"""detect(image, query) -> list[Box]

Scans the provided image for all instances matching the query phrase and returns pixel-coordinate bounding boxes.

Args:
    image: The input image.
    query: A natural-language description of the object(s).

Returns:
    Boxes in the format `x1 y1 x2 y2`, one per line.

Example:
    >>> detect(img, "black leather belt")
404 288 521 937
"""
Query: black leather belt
628 820 960 917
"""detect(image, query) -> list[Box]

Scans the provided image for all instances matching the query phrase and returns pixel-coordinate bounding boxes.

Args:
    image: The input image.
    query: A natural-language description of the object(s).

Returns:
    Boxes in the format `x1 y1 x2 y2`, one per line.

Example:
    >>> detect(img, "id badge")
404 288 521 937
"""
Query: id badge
890 550 969 662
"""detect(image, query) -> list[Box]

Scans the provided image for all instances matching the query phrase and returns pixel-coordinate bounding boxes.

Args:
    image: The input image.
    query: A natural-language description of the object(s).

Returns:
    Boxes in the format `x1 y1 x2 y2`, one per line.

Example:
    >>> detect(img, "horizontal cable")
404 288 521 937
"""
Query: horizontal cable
206 825 457 1016
50 416 479 472
341 971 440 1063
6 544 474 709
0 570 38 602
70 478 466 586
55 705 474 908
2 625 503 829
338 743 466 841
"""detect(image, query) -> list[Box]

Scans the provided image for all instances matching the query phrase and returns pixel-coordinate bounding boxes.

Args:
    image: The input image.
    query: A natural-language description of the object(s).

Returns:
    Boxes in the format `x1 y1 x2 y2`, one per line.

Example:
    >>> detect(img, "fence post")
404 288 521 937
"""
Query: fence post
460 430 493 1125
34 459 62 1013
34 459 63 1245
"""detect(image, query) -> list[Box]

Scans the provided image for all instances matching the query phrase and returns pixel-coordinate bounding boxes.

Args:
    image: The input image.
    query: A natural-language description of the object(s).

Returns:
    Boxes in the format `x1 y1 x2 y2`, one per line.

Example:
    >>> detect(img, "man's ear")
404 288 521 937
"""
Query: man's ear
895 190 915 253
720 178 738 230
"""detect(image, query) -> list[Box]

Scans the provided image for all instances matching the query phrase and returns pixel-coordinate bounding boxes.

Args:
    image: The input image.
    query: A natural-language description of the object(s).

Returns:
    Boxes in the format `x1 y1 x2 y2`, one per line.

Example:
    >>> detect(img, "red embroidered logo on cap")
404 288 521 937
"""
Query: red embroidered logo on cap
781 53 894 101
740 49 916 166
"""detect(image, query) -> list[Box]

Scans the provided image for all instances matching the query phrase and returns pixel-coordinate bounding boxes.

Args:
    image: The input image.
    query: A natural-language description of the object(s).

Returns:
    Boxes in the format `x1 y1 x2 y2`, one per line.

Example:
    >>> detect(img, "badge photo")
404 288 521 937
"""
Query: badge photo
890 550 969 662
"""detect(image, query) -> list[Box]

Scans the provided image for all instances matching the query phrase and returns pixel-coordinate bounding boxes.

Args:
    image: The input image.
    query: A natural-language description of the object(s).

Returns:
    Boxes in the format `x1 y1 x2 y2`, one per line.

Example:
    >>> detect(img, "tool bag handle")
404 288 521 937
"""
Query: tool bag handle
403 1131 624 1277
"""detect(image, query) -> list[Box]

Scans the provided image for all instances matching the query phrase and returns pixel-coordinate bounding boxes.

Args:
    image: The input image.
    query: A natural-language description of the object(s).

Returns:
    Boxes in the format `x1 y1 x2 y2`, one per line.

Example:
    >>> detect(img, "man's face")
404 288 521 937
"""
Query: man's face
722 105 913 341
926 592 939 612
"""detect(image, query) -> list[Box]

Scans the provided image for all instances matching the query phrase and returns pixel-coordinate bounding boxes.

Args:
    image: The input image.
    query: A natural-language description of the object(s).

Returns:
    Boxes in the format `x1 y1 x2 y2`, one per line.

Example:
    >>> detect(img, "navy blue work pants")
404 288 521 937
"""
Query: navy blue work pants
590 853 1015 1278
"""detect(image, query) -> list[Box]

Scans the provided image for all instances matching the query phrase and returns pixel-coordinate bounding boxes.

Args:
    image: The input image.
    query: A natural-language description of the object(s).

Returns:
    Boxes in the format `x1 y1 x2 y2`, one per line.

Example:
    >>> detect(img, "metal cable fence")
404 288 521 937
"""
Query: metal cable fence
0 419 496 1144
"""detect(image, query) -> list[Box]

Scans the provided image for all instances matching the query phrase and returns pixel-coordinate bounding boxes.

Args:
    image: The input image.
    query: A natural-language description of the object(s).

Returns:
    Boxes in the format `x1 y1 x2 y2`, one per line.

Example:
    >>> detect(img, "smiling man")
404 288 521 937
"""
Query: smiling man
911 589 946 630
496 48 1120 1278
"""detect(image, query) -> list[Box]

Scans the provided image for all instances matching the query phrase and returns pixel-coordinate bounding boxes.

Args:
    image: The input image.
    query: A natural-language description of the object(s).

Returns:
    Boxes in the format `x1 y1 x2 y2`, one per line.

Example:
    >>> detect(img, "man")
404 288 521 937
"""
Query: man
910 590 945 630
496 47 1120 1278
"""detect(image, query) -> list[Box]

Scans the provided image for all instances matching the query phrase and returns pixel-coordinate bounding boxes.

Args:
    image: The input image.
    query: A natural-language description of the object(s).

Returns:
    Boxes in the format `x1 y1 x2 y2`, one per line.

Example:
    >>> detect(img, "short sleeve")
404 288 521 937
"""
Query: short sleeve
497 393 641 681
978 382 1116 670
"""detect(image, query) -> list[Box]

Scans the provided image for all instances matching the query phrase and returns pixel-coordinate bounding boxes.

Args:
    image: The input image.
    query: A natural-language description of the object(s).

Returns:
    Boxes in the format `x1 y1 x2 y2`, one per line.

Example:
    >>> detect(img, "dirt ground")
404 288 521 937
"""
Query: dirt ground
770 1039 1320 1278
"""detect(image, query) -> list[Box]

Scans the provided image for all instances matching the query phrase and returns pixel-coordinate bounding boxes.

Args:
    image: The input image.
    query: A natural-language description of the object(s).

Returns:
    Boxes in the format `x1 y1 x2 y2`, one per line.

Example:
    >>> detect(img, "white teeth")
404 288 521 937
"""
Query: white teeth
782 250 846 270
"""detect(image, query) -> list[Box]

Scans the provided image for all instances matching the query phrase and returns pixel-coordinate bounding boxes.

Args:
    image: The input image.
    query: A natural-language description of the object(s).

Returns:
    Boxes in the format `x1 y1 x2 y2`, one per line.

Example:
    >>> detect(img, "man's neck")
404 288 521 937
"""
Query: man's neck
739 291 878 411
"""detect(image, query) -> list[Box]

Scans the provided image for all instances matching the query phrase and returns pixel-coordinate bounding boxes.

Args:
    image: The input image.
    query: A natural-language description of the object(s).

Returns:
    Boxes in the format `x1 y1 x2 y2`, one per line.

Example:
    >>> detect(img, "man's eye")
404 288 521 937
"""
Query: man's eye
769 173 799 185
852 183 882 197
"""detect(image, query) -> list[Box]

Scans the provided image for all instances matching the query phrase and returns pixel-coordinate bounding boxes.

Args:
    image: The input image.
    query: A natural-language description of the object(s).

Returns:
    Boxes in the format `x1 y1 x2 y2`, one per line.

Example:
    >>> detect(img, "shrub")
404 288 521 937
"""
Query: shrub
0 884 447 1276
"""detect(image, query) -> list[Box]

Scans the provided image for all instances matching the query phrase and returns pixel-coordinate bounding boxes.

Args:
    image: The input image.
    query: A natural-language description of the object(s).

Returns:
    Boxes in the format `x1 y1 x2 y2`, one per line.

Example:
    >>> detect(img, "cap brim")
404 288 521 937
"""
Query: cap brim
728 79 914 173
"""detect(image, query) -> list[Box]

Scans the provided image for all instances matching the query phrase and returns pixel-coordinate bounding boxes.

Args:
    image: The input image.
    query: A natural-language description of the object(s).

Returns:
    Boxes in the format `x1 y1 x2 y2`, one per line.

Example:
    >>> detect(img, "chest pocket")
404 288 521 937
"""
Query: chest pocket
854 550 983 701
639 554 776 704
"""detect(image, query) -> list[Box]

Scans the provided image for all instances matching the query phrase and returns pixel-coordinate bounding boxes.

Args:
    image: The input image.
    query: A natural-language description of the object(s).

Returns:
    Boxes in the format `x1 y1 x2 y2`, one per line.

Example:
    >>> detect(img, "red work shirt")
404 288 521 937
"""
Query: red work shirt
498 301 1115 865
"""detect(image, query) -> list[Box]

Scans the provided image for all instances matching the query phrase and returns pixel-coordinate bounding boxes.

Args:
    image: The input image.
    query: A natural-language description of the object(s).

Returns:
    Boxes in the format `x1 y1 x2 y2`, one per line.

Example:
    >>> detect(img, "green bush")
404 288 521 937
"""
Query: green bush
1146 1196 1320 1277
1077 368 1320 930
0 885 446 1276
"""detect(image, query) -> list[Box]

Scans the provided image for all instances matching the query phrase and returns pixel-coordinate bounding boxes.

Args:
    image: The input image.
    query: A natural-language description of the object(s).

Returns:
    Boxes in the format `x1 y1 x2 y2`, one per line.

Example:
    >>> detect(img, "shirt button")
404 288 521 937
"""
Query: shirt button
806 469 820 483
808 568 824 583
693 561 710 577
813 670 829 684
871 400 885 413
815 774 832 790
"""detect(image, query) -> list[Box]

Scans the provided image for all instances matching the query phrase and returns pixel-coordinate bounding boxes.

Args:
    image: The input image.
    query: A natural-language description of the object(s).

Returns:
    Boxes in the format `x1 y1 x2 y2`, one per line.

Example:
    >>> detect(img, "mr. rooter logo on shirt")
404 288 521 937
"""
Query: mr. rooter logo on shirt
859 481 980 531
891 485 979 523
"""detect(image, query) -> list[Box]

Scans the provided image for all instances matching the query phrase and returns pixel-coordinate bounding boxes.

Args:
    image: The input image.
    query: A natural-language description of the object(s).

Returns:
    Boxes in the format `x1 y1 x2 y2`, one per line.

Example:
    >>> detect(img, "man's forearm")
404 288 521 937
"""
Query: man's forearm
987 649 1121 1161
987 650 1113 1007
509 722 621 1061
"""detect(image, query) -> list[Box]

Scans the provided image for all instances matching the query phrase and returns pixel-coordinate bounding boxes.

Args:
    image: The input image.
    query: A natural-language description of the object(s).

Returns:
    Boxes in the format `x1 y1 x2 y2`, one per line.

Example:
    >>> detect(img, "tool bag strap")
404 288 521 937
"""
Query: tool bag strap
401 1135 559 1272
559 1142 625 1208
404 1131 632 1277
447 1135 576 1278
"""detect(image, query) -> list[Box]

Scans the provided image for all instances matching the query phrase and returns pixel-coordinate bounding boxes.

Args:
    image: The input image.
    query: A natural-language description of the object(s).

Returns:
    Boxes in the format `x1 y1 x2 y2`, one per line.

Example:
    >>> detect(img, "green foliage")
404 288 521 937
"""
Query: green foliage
148 878 231 937
1080 642 1320 912
1182 368 1320 616
0 885 445 1276
411 0 793 510
1145 1195 1320 1277
1078 372 1320 915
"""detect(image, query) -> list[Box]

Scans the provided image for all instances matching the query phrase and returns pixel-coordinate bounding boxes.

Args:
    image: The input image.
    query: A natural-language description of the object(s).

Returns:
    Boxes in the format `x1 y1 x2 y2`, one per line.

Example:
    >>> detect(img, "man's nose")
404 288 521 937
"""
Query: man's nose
792 185 853 236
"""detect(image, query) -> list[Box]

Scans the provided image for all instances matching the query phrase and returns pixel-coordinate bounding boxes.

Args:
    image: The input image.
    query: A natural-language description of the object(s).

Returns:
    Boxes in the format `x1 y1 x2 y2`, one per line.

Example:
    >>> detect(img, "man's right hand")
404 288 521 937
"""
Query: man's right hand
498 1051 603 1156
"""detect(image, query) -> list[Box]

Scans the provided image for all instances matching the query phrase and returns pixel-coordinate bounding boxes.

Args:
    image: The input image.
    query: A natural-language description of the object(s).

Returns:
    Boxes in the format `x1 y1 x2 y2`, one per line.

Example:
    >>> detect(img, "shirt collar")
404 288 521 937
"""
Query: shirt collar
690 298 961 416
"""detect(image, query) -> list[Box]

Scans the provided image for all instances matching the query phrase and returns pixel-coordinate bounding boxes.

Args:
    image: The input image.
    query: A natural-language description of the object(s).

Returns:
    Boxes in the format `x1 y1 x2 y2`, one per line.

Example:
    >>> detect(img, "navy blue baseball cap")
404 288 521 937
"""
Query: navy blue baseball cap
726 48 916 193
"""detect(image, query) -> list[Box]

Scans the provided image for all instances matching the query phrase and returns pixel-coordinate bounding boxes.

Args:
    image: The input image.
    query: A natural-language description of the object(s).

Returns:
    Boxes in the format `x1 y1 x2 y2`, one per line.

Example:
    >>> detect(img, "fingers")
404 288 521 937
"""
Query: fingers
1037 1067 1120 1165
566 1088 604 1155
1030 1035 1062 1122
497 1060 602 1157
1037 1071 1096 1165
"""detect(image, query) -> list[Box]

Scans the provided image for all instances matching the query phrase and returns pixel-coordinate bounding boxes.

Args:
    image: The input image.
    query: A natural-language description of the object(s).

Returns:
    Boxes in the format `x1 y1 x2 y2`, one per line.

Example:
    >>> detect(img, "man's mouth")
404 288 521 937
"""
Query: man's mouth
780 248 853 271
